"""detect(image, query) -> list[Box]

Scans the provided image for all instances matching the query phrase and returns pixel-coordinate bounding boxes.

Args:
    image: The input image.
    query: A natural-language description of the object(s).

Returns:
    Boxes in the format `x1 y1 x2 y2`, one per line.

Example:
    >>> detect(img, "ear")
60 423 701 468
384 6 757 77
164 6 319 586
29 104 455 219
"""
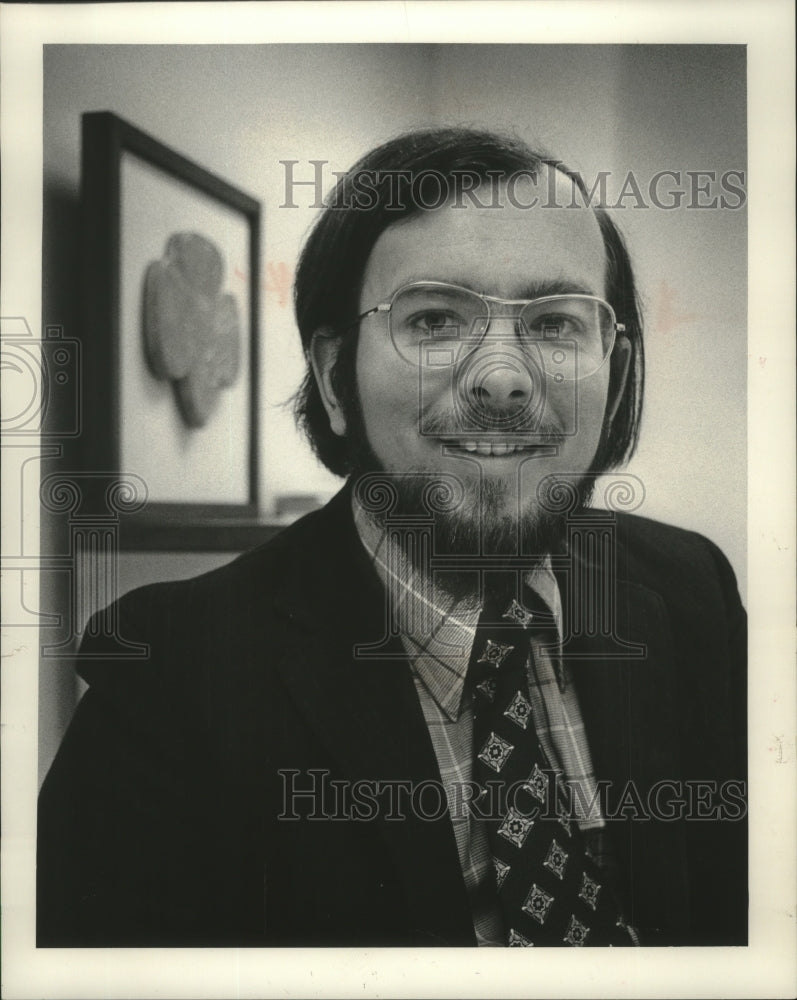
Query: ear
605 334 632 428
309 328 347 437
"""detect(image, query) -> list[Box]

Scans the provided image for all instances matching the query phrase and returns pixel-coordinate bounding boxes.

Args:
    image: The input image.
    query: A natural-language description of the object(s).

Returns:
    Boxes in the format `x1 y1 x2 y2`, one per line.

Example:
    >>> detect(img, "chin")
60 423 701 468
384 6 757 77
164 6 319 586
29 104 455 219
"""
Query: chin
347 419 596 597
354 464 577 601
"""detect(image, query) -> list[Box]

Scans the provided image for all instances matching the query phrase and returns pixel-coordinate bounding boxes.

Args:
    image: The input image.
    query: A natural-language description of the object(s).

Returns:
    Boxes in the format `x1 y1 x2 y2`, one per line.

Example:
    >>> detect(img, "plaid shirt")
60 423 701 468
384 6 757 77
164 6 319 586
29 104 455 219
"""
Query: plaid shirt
354 500 608 946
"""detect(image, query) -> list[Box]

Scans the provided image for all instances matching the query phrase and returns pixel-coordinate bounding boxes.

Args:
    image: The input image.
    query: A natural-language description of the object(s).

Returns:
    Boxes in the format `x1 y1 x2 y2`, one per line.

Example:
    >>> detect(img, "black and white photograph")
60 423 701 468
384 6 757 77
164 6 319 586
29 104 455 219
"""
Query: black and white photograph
1 2 794 998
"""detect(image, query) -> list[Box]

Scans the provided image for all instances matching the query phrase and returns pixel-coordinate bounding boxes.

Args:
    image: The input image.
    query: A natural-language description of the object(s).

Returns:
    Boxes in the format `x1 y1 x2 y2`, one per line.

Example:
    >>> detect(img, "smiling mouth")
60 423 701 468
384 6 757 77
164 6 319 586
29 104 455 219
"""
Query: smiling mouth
440 439 560 457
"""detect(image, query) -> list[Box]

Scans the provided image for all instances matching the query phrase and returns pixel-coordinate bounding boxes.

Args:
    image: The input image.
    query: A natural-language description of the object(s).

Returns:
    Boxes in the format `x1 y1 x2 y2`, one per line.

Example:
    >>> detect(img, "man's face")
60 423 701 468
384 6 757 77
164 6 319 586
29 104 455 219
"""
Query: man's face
315 168 627 555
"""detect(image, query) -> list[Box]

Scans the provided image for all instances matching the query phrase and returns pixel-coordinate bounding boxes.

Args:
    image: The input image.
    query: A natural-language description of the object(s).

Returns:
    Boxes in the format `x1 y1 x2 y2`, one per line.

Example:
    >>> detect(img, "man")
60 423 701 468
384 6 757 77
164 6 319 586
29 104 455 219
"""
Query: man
38 128 747 947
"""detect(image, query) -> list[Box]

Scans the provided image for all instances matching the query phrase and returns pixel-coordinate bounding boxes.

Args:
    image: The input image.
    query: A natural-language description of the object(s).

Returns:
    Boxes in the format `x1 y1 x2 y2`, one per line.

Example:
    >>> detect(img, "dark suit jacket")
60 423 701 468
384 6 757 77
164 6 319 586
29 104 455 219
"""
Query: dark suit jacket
37 486 747 947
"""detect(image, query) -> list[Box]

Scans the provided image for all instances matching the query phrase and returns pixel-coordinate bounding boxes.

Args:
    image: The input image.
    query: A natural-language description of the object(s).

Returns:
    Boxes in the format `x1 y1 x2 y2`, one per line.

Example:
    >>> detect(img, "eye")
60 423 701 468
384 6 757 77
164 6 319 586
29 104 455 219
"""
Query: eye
406 310 467 337
524 312 585 340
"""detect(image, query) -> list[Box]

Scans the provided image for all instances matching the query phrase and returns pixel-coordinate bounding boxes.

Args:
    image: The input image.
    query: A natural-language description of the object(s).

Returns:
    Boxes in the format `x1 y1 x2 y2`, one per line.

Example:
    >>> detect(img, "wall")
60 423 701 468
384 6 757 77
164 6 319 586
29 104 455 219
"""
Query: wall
40 44 746 784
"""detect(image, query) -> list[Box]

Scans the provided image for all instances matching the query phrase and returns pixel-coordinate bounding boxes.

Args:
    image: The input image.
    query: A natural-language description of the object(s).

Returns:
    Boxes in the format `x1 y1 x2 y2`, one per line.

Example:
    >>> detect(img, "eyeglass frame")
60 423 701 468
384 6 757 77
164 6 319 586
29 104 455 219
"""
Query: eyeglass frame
347 279 625 375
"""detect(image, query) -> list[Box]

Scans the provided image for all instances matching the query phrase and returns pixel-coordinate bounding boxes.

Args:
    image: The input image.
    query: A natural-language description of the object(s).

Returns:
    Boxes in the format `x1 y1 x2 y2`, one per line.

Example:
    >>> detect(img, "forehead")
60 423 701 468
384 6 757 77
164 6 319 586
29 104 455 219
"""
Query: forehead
360 168 607 305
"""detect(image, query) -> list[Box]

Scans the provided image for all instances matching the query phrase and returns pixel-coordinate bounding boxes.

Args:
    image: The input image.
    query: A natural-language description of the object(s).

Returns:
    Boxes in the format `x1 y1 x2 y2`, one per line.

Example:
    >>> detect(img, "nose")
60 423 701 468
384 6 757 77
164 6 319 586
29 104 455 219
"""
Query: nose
460 325 539 425
451 314 547 432
454 346 543 435
470 351 533 411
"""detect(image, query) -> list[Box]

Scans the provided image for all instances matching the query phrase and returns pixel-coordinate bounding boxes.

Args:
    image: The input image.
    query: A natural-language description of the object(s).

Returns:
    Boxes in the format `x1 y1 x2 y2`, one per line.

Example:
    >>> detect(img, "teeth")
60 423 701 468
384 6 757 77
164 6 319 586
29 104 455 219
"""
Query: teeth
445 440 540 457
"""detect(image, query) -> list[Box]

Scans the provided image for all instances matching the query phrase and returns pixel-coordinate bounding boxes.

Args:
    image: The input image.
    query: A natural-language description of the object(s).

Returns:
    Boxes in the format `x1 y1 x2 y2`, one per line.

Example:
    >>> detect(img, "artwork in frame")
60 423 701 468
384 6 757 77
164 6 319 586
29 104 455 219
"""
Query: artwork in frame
80 111 263 548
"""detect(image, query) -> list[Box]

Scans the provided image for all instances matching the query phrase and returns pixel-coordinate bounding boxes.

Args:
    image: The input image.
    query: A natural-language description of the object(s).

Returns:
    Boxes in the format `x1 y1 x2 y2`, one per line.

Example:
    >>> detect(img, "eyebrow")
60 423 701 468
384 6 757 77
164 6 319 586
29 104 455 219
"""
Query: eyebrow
508 280 597 299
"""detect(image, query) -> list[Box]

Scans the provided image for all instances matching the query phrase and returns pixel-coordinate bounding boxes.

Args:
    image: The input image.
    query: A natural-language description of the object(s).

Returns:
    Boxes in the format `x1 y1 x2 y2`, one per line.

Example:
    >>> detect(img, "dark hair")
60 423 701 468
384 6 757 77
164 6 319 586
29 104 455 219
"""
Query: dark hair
293 126 644 476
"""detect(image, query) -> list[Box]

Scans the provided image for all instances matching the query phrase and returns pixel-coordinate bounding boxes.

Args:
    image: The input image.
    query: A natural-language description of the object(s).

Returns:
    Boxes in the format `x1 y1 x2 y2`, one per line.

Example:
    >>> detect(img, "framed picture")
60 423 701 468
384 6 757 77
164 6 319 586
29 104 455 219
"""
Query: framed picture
80 111 262 546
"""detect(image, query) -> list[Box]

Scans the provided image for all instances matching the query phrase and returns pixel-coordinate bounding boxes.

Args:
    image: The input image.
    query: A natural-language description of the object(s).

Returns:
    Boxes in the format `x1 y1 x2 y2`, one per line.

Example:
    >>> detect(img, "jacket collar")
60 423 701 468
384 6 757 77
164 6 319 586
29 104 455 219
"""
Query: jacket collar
560 520 690 938
270 484 476 944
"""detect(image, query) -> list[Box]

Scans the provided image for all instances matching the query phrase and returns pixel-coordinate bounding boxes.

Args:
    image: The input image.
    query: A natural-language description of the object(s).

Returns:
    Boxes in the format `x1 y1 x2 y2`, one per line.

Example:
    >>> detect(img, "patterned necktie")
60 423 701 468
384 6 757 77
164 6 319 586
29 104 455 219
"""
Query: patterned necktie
468 584 637 947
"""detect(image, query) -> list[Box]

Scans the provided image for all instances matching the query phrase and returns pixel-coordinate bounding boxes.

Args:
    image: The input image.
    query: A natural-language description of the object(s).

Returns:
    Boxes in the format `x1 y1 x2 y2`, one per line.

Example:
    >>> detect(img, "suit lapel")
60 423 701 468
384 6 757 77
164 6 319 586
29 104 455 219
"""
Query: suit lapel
564 559 691 939
269 489 476 944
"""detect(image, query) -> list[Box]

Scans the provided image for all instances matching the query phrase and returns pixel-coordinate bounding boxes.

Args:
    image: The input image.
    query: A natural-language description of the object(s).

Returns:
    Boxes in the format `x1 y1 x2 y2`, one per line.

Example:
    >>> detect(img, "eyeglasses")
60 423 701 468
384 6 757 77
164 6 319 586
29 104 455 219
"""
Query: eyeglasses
354 281 624 379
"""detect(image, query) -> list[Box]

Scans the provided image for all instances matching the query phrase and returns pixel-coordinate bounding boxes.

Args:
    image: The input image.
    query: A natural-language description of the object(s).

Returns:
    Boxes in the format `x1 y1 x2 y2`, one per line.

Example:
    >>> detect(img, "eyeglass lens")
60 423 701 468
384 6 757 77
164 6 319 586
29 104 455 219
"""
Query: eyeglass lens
388 284 614 377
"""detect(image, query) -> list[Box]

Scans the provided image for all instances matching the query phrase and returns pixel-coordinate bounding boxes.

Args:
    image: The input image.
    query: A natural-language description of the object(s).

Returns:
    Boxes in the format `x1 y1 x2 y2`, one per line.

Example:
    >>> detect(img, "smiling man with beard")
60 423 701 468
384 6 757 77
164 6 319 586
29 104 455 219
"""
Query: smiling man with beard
37 128 747 949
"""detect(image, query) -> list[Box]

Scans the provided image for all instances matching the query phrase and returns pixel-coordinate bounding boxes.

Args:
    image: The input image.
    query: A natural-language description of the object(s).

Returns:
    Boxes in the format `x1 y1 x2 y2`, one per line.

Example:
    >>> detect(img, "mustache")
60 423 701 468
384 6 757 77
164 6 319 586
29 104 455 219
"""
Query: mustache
420 409 566 442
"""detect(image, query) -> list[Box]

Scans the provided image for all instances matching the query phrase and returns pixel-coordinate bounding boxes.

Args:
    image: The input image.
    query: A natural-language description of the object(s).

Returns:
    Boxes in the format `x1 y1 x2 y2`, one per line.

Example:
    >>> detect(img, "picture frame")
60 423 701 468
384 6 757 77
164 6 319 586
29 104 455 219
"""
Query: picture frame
80 110 263 548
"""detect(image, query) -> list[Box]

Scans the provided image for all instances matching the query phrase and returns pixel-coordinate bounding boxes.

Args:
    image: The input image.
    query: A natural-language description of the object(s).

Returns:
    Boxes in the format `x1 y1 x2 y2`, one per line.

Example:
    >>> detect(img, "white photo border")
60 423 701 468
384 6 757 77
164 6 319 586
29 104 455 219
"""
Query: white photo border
1 2 795 998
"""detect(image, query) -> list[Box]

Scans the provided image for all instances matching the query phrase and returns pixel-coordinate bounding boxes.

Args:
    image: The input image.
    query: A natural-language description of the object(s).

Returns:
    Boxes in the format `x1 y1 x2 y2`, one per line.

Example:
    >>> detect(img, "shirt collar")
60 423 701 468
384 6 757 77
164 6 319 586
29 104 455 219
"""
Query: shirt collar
353 494 562 722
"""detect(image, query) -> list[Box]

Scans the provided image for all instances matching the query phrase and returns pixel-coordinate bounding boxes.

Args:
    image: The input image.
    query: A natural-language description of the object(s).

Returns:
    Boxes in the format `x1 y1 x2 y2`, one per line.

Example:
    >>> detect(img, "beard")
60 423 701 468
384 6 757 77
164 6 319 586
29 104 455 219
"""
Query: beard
342 391 596 601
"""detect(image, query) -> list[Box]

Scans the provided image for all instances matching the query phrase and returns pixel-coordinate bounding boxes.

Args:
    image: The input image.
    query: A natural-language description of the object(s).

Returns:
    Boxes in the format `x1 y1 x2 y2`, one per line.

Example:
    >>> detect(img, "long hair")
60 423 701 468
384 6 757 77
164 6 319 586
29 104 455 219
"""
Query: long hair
292 127 644 476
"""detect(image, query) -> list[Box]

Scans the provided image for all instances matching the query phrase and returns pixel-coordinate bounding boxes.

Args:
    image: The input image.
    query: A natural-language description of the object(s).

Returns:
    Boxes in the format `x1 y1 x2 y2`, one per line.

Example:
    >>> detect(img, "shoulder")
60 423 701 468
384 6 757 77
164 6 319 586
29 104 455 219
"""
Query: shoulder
78 487 355 687
612 511 744 622
614 511 736 575
114 488 350 622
